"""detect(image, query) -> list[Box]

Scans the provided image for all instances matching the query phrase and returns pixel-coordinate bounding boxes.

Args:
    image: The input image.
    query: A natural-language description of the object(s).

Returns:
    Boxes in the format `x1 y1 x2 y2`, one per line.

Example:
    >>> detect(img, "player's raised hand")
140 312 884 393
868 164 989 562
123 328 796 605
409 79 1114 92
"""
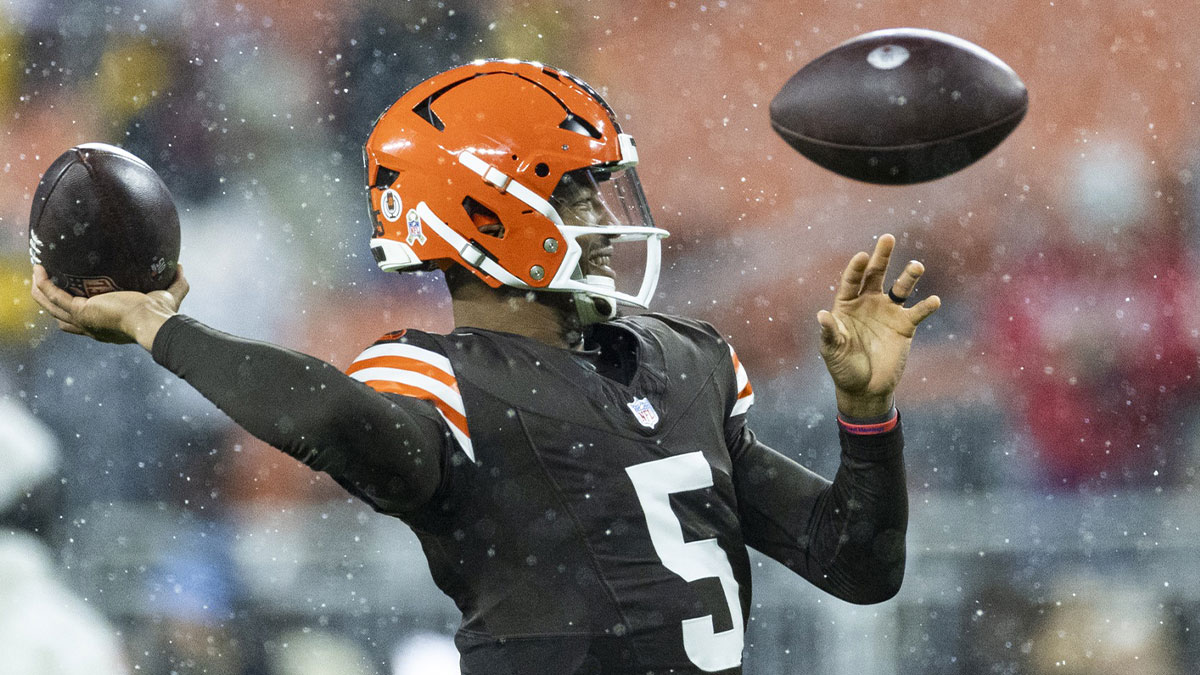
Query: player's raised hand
816 234 940 418
31 264 189 350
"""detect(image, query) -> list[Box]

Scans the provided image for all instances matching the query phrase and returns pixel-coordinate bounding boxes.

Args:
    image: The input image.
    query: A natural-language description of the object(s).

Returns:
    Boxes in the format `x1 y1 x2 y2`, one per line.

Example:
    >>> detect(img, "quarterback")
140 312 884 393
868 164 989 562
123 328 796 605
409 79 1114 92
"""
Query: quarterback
32 60 940 674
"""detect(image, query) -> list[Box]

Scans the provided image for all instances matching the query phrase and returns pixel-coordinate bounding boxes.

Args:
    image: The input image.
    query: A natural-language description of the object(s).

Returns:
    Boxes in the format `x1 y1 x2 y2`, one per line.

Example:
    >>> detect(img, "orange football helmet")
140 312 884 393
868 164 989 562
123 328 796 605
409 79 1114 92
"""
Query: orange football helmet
363 59 668 319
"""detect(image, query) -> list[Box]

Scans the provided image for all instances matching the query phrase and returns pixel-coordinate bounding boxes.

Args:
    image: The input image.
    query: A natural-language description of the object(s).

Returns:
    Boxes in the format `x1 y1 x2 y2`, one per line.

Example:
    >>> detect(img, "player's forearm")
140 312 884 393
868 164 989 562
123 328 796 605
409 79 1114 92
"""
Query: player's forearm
733 422 907 604
150 315 445 512
809 426 908 603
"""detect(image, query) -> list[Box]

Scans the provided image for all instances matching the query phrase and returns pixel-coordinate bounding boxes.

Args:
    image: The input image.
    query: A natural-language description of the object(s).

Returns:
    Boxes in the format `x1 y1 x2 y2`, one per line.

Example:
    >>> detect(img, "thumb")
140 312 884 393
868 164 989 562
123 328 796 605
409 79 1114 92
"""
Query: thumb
149 265 189 310
816 310 844 349
166 264 190 308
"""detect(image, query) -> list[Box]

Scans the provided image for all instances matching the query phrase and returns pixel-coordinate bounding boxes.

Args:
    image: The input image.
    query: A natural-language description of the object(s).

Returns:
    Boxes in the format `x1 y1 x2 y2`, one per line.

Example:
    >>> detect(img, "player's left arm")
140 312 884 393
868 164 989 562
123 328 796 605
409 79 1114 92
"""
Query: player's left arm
729 418 907 604
730 233 939 603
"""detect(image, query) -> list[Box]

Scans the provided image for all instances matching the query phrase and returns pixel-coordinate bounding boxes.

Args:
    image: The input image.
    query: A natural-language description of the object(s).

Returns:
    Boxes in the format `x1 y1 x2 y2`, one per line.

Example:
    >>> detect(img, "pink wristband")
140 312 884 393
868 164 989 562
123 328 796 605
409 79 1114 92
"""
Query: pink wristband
837 409 899 435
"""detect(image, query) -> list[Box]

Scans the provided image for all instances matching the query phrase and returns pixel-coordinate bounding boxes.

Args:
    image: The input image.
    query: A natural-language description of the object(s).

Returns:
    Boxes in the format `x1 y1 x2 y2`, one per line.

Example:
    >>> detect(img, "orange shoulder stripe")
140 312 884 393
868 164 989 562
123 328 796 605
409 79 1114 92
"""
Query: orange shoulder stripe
360 380 469 432
347 355 459 390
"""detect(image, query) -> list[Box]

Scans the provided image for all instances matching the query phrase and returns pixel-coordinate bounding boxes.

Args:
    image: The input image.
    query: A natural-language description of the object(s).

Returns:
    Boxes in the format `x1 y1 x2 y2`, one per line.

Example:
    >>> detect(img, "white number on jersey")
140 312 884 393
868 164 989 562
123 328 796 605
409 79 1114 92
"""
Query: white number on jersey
626 452 744 671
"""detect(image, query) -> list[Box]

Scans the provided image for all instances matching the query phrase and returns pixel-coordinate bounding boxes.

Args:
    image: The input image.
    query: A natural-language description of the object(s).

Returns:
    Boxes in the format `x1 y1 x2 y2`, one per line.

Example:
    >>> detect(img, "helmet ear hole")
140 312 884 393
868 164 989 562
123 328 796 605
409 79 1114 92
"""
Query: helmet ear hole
534 163 550 178
463 196 505 239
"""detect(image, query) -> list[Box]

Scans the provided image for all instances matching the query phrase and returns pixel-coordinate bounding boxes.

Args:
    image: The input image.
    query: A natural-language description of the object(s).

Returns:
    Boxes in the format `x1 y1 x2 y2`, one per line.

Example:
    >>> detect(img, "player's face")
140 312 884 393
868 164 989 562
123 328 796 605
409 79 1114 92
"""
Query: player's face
551 172 619 280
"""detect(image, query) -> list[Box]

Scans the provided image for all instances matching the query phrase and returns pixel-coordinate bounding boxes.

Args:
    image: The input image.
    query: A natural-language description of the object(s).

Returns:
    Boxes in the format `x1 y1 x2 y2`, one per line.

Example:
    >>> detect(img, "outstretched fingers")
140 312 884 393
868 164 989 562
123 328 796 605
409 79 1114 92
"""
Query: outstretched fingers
907 295 942 326
30 278 65 323
889 260 925 300
56 319 86 335
31 266 79 323
859 234 896 294
834 251 871 301
887 258 940 326
816 309 847 349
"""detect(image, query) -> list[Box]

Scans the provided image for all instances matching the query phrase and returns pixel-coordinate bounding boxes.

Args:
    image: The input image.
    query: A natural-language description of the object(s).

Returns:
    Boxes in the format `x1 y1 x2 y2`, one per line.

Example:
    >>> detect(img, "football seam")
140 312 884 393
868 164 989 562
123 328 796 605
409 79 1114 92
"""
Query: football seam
75 144 156 172
770 103 1027 152
76 148 156 180
30 158 82 234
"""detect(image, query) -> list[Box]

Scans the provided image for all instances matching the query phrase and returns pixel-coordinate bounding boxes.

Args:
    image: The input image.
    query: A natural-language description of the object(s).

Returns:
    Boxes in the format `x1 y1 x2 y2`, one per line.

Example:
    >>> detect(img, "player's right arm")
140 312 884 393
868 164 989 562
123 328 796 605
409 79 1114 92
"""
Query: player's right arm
31 265 451 516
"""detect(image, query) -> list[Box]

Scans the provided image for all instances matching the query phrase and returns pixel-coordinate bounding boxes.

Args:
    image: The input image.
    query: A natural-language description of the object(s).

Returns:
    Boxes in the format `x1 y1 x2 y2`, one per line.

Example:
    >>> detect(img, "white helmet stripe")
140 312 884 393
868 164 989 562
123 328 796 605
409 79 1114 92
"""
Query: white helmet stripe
454 151 668 309
414 202 531 288
459 151 563 227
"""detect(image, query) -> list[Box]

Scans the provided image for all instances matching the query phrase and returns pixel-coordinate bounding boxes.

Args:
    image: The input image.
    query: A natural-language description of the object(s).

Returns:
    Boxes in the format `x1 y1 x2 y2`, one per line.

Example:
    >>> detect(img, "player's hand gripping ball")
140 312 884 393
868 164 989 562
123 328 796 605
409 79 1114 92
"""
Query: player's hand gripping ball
29 142 180 296
770 28 1028 184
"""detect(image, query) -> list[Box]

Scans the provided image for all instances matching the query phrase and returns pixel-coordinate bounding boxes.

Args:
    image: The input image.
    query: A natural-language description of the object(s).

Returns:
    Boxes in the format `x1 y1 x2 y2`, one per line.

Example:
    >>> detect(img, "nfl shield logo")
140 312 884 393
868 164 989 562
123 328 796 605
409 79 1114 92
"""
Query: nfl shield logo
405 208 428 245
627 397 659 429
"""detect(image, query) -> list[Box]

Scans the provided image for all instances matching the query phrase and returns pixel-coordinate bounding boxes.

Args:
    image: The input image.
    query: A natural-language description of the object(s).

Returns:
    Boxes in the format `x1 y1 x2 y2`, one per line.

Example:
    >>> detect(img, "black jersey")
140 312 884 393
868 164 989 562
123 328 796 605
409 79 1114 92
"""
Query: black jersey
152 314 907 675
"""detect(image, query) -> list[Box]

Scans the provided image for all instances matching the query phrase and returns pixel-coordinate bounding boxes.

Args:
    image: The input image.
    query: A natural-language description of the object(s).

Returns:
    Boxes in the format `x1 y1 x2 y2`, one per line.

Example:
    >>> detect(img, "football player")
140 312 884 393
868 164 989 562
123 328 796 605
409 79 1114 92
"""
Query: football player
32 60 940 674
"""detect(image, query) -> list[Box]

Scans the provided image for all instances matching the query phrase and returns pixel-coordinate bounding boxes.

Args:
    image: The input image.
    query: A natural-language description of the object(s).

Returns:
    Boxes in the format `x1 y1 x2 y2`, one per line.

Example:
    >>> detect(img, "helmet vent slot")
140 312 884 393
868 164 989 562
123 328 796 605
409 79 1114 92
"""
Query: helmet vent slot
412 97 445 132
373 167 400 188
560 113 601 139
463 196 505 239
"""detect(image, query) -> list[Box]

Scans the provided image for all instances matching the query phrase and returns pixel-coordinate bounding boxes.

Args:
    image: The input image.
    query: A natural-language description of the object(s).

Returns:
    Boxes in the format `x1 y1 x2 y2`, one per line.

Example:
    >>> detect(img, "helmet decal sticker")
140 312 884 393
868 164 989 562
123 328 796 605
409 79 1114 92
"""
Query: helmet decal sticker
380 188 403 222
405 208 427 245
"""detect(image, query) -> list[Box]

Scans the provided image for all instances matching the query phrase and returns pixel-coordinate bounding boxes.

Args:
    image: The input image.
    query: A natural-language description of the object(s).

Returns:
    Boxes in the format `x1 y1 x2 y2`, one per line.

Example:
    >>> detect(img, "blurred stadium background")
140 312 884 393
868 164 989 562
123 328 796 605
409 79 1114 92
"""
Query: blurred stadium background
1 0 1198 673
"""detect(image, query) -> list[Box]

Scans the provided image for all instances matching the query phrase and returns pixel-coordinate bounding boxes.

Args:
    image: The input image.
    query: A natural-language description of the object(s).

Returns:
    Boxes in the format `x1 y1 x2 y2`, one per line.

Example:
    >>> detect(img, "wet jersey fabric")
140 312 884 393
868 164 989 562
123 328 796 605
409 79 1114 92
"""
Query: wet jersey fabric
153 314 907 675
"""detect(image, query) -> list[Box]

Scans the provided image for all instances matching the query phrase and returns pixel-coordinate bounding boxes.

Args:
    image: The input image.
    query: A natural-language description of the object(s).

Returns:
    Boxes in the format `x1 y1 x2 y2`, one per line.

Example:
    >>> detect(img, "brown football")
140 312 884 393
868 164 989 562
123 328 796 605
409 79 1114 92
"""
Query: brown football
29 142 180 297
770 28 1028 184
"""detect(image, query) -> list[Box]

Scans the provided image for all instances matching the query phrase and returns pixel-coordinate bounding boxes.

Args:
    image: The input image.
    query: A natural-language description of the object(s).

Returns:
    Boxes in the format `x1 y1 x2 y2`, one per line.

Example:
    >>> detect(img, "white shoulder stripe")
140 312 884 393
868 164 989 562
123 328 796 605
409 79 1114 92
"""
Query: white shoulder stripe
352 343 454 377
348 367 466 416
444 421 475 462
728 345 749 393
351 363 476 463
351 343 476 463
731 393 755 417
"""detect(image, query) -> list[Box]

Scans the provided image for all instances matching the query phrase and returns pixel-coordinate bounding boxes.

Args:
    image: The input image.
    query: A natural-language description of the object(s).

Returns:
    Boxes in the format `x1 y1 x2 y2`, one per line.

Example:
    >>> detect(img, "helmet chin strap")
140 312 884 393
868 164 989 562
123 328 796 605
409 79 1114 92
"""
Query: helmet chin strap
572 274 618 326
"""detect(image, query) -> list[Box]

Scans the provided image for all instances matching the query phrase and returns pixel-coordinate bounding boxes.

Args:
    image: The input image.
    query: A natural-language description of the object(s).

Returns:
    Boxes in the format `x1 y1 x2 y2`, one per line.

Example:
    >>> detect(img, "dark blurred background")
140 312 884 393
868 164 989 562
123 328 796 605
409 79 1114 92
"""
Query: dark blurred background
1 1 1198 673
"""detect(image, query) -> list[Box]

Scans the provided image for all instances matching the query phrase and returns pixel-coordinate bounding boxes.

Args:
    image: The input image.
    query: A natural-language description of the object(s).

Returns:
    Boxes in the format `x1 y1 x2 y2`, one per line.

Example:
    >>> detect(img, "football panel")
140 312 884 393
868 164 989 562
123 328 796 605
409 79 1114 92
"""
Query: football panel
35 160 111 289
28 149 81 240
773 106 1025 184
769 29 1028 148
88 150 181 293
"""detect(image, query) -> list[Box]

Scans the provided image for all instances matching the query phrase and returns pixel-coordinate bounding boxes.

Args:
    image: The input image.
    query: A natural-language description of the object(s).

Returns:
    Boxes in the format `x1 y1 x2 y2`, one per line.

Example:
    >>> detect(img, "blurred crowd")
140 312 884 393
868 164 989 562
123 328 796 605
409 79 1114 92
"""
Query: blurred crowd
1 0 1198 673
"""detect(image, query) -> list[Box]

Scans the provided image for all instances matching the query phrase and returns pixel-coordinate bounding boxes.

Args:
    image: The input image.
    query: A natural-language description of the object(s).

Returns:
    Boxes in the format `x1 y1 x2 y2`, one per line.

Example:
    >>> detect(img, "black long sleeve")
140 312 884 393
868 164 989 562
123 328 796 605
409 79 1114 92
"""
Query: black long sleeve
729 419 907 604
151 315 452 516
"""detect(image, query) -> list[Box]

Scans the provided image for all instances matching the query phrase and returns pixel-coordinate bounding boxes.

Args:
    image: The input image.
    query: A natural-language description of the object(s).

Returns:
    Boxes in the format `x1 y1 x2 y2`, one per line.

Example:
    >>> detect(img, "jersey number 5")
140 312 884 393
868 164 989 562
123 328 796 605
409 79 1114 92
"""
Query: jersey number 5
626 452 744 671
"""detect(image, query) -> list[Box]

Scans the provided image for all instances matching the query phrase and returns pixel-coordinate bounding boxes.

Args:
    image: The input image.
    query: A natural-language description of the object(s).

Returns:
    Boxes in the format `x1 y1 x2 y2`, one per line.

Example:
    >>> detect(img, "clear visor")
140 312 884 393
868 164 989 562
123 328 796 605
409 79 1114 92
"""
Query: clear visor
546 167 665 306
550 167 655 232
